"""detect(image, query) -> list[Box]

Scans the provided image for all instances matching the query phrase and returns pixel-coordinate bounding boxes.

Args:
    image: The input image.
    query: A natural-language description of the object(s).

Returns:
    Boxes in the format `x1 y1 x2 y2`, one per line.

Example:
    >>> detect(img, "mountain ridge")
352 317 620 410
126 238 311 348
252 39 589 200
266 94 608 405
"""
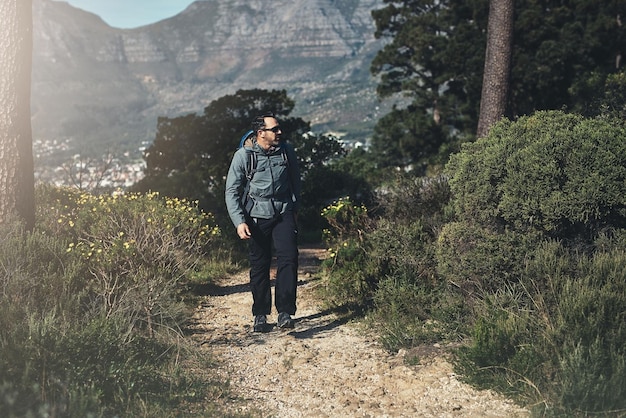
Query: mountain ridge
32 0 389 167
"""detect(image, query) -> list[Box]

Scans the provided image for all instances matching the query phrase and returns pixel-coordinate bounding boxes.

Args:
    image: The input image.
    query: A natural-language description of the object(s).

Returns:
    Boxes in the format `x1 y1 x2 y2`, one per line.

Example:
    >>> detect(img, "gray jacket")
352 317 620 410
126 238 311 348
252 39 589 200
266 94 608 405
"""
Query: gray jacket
225 141 301 228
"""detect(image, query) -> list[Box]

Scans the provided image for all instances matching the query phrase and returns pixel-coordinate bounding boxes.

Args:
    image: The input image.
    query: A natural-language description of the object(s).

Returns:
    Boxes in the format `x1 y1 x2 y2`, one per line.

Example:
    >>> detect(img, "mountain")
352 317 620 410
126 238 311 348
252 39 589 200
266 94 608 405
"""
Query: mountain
32 0 389 167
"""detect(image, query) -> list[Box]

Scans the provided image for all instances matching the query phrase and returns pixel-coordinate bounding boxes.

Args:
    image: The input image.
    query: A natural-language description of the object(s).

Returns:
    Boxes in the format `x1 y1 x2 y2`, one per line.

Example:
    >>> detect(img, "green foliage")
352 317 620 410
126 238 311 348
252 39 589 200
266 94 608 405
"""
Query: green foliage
571 69 626 122
294 132 365 233
317 104 626 416
368 104 460 174
457 238 626 416
321 197 369 241
441 111 626 414
370 0 626 170
599 71 626 120
296 132 346 174
366 175 465 350
0 185 233 416
370 0 487 170
297 146 378 235
299 165 361 235
446 110 626 244
321 238 377 310
370 219 466 351
375 173 453 232
320 198 375 309
331 146 382 189
320 174 466 349
37 185 219 335
436 222 540 295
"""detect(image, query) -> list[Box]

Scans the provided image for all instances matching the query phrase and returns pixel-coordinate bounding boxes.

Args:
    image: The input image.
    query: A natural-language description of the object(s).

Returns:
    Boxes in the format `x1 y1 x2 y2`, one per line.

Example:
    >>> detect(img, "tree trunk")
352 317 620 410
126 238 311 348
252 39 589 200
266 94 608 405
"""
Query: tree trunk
476 0 514 138
0 0 35 229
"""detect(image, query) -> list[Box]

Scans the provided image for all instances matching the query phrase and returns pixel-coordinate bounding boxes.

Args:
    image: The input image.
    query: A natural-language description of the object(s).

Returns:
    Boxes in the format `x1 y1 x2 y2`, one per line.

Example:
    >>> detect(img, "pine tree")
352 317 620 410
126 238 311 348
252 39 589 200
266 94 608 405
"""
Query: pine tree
0 0 35 229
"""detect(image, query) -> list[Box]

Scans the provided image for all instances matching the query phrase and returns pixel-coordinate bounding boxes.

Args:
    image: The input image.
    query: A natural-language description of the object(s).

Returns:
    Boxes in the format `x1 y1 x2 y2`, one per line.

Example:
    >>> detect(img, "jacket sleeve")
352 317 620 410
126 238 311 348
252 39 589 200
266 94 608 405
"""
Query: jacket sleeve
224 149 247 228
287 143 302 212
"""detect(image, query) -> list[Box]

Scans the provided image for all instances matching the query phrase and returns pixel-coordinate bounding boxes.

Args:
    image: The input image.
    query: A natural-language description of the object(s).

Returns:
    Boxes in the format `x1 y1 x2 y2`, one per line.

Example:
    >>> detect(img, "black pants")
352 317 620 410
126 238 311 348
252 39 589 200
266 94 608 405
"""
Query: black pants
248 211 298 316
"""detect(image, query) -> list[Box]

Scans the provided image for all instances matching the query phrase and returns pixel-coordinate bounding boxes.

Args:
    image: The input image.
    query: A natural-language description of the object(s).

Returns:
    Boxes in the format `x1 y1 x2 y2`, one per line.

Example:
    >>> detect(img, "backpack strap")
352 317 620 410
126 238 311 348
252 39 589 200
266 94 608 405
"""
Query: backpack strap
244 148 258 181
241 147 257 212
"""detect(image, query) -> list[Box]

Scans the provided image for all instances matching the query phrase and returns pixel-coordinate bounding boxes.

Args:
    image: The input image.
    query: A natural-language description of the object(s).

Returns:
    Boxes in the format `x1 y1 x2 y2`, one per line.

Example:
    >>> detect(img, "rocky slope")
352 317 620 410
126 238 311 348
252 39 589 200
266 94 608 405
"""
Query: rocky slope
32 0 389 162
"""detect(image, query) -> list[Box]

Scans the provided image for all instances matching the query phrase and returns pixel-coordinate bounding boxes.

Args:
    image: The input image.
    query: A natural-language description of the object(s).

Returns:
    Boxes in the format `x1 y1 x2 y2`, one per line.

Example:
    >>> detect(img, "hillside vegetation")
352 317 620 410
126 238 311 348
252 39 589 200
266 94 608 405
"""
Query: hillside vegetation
320 111 626 416
1 111 624 416
0 187 235 416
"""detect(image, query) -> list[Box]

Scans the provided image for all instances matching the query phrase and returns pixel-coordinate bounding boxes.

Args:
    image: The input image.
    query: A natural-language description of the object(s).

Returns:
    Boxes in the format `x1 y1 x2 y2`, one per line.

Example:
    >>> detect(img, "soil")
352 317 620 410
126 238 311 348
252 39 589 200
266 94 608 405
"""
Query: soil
189 246 530 417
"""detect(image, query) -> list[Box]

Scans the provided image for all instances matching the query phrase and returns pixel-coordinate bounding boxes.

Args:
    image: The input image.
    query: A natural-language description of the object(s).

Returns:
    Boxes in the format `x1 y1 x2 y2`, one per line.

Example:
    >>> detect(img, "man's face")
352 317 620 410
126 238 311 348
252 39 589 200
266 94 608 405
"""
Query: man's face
257 117 282 149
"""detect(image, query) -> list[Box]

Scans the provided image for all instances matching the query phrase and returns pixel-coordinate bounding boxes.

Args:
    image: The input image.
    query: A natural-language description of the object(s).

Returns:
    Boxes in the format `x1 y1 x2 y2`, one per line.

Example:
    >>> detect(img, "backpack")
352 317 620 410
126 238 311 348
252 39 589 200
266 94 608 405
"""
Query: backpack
238 130 258 183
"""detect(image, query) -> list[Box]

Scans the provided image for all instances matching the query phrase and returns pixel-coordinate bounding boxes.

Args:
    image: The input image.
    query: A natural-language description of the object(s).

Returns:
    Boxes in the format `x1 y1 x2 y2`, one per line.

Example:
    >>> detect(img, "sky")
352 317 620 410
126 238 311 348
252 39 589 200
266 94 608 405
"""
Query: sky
53 0 196 29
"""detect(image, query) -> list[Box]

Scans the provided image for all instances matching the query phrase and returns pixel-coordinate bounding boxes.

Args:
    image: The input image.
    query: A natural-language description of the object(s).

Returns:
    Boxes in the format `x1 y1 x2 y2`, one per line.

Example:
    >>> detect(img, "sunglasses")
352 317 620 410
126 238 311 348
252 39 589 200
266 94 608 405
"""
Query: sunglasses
261 125 281 133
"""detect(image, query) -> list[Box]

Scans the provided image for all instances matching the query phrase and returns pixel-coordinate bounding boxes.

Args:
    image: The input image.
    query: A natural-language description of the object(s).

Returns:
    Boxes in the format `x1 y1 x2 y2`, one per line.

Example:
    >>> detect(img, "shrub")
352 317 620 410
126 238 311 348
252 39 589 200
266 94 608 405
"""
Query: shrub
457 238 626 416
321 238 377 310
0 186 231 416
374 173 452 234
368 218 466 351
0 223 180 417
320 196 380 310
36 185 220 335
321 196 370 241
436 221 541 296
320 175 466 350
443 111 626 415
299 161 374 235
445 110 626 244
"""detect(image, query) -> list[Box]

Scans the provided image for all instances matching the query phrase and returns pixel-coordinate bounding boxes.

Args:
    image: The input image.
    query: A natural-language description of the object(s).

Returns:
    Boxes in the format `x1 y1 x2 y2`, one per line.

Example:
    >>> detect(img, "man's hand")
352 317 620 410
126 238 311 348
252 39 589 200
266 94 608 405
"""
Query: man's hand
237 223 252 240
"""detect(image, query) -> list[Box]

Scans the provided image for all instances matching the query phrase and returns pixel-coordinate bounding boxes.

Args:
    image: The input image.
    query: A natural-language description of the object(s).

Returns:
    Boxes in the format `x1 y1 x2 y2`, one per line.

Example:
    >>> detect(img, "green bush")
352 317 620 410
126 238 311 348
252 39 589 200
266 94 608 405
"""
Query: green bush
373 273 466 351
443 111 626 415
368 218 466 351
321 238 377 310
320 197 376 309
320 175 465 349
298 160 374 235
457 233 626 416
0 223 175 417
446 110 626 244
321 196 370 241
318 110 626 416
375 173 452 233
36 185 220 335
436 221 541 295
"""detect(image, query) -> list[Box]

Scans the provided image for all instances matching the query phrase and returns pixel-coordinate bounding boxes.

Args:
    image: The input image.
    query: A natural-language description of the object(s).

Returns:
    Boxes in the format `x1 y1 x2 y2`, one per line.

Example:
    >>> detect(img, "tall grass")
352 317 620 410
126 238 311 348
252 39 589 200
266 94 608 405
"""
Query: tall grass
0 186 235 416
458 238 626 416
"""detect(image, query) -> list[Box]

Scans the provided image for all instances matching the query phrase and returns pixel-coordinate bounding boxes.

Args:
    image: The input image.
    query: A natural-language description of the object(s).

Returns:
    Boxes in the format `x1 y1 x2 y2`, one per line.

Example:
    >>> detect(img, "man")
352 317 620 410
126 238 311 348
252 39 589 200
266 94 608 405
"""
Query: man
225 112 301 332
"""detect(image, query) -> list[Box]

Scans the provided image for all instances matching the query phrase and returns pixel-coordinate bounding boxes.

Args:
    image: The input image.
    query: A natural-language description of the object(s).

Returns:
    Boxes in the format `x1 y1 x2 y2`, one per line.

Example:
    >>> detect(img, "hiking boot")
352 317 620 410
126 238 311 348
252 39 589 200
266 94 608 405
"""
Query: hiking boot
277 312 295 329
253 315 267 332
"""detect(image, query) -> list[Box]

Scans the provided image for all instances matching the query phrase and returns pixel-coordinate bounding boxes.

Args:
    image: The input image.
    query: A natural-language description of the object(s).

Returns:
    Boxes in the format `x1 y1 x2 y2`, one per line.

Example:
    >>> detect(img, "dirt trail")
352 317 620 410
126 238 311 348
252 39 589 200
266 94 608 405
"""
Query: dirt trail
190 246 529 417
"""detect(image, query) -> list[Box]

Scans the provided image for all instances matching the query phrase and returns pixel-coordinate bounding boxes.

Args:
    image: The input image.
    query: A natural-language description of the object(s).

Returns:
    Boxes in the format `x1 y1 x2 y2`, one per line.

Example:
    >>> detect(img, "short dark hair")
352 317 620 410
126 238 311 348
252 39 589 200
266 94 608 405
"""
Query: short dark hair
251 112 276 132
